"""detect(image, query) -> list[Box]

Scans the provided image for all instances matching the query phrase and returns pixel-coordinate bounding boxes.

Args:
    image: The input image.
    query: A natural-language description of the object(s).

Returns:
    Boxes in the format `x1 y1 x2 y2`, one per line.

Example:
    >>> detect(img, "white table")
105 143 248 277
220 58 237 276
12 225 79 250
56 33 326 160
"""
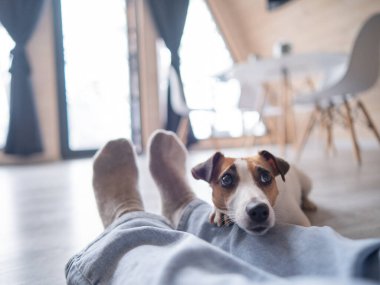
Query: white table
232 52 347 83
229 52 348 154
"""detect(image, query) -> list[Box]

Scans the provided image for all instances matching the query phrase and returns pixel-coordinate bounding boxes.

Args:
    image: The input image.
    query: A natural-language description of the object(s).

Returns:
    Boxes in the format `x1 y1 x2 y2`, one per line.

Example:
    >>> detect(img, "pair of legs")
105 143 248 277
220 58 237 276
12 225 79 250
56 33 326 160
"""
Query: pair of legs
67 130 380 284
92 130 194 228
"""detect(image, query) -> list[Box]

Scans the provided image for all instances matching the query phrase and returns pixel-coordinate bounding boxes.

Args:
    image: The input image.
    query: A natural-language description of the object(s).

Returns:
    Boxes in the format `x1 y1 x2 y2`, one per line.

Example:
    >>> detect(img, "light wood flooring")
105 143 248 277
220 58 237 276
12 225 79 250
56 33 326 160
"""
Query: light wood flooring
1 139 380 284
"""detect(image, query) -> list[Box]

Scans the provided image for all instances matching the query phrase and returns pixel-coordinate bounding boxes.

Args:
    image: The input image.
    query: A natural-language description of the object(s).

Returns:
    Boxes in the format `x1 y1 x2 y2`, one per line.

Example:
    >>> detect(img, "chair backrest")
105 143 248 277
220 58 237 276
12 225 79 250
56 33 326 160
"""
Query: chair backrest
342 13 380 94
238 82 263 110
169 66 190 116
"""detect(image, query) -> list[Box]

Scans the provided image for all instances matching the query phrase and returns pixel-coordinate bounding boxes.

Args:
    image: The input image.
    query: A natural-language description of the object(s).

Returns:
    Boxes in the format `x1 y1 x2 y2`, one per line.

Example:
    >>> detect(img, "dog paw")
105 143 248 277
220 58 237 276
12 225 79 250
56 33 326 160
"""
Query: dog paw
209 210 223 227
209 209 232 227
302 197 317 212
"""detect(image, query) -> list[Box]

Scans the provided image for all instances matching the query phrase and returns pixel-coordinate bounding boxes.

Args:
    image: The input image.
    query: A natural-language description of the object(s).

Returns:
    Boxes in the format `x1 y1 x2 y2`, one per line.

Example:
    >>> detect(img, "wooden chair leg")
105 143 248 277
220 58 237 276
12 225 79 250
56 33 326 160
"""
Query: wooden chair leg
177 116 189 146
295 107 319 161
357 100 380 143
267 118 277 145
277 115 286 156
280 72 291 156
343 99 361 165
326 106 335 155
286 81 297 144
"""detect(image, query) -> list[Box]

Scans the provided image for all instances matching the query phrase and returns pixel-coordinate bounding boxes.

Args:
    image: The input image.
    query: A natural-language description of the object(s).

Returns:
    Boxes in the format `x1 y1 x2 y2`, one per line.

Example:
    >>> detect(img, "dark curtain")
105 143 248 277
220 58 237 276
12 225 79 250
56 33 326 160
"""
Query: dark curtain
0 0 44 155
147 0 197 146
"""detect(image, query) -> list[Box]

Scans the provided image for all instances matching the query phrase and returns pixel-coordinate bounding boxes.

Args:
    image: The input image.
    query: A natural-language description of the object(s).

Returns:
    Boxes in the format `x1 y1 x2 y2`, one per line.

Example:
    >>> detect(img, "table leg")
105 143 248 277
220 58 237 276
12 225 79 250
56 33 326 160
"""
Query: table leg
280 68 293 156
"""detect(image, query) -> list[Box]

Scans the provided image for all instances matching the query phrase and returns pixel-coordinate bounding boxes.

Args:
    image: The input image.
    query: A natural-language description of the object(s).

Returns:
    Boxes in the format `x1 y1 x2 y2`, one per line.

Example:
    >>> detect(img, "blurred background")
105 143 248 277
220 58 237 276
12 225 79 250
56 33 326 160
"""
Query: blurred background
1 0 380 284
1 0 379 161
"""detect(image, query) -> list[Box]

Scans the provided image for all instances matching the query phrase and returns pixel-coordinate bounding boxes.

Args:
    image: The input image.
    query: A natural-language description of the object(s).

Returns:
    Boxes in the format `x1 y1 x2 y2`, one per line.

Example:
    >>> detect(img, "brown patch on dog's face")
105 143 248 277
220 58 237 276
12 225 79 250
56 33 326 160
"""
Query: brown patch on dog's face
258 150 290 182
209 157 238 211
246 157 279 206
192 153 238 211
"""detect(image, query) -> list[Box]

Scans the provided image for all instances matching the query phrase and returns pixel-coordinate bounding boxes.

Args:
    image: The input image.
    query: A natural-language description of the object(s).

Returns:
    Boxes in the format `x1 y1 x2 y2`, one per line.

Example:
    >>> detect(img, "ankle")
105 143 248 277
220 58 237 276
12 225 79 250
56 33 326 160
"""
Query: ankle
114 201 144 220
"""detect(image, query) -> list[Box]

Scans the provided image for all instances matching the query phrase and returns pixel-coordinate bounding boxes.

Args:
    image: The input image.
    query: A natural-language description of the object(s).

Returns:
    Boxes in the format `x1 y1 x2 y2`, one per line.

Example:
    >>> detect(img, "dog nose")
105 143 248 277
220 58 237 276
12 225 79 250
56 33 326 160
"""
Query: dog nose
246 203 269 223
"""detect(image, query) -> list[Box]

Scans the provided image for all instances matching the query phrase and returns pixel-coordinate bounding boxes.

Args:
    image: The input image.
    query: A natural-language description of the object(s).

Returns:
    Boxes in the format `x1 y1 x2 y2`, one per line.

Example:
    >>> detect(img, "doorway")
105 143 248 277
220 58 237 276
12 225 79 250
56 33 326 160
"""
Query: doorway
54 0 132 158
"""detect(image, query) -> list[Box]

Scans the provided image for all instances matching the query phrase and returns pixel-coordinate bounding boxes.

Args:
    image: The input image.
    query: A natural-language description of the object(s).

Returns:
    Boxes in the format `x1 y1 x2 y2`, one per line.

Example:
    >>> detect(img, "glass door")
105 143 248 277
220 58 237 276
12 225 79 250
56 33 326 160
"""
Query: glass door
54 0 132 157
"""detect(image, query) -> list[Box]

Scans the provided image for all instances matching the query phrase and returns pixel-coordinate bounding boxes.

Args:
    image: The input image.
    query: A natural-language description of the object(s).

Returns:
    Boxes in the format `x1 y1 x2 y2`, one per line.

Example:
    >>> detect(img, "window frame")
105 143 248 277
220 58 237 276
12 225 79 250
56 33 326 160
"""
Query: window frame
52 0 141 158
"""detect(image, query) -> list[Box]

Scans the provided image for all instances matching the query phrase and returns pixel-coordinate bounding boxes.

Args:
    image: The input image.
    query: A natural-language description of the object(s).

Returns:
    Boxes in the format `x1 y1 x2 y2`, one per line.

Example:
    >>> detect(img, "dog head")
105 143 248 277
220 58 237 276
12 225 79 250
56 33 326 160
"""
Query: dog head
191 150 289 235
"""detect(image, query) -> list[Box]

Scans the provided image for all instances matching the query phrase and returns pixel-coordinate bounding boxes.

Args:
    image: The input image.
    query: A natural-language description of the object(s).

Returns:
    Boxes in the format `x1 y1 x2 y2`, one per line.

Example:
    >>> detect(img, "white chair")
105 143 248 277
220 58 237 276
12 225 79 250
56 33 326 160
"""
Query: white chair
238 82 282 147
167 66 191 143
168 66 218 146
294 13 380 164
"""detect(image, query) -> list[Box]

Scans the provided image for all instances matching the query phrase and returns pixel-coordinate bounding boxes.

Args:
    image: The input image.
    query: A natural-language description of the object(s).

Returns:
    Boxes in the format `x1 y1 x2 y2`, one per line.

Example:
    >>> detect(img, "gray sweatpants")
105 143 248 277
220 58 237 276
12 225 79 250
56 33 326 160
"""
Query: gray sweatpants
66 199 380 285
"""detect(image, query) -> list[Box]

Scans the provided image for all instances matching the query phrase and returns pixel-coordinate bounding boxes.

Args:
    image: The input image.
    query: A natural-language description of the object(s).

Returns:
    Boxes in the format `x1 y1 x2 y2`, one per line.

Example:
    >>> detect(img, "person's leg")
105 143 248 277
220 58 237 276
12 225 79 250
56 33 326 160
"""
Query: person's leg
92 138 144 227
66 211 287 285
66 138 280 285
148 130 196 227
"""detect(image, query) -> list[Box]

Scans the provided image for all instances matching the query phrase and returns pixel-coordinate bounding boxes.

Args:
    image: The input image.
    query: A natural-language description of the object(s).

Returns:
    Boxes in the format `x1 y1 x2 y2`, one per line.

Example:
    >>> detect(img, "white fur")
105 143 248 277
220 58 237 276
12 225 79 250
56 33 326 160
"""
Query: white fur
226 160 275 234
224 160 311 235
273 166 311 227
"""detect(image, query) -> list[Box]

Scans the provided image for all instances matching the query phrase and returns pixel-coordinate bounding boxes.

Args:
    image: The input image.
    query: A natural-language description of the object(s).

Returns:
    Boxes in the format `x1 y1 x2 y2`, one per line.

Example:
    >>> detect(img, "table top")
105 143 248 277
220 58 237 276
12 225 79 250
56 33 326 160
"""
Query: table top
230 52 348 83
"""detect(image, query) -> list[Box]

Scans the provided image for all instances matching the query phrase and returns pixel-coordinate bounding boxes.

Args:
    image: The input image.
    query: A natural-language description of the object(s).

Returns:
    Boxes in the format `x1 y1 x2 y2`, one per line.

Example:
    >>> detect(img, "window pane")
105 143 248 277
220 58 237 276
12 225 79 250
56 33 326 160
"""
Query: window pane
61 0 131 150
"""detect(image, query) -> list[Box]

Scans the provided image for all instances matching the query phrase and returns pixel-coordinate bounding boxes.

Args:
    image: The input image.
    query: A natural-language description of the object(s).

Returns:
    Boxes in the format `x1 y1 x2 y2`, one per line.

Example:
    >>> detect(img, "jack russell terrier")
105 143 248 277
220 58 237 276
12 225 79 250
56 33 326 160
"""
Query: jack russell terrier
191 150 317 235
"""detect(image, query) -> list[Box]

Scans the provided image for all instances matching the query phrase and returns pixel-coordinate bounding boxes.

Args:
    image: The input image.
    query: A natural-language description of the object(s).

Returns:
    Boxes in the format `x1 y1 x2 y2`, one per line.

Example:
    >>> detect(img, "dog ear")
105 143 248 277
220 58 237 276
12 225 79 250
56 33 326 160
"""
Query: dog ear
259 150 289 182
191 152 224 183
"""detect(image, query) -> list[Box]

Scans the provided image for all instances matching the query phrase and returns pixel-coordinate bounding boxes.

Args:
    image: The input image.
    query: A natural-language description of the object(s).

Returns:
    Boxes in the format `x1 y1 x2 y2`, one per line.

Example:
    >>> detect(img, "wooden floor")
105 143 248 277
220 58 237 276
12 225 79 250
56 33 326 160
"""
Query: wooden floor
1 139 380 284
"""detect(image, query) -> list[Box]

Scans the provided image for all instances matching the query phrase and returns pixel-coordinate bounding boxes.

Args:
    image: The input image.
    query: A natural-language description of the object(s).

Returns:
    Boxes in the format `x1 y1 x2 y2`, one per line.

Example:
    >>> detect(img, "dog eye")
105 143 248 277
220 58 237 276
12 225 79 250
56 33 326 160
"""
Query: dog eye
260 172 272 185
220 173 234 188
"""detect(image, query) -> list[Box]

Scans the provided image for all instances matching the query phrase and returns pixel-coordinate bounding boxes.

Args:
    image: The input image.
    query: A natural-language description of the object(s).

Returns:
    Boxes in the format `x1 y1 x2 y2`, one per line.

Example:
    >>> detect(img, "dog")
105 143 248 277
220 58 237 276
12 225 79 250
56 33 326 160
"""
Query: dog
191 150 317 235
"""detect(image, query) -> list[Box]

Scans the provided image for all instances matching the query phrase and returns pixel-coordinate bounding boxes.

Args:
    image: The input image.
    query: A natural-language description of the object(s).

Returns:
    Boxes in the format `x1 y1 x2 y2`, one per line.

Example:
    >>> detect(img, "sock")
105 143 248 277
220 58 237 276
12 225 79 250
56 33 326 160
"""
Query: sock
148 130 195 226
93 139 144 228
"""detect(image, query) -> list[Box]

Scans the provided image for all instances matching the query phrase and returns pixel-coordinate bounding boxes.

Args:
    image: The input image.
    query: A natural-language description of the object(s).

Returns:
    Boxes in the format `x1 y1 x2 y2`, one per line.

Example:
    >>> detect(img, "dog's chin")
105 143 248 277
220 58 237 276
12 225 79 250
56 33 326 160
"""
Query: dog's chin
234 208 275 236
237 218 274 236
245 225 271 236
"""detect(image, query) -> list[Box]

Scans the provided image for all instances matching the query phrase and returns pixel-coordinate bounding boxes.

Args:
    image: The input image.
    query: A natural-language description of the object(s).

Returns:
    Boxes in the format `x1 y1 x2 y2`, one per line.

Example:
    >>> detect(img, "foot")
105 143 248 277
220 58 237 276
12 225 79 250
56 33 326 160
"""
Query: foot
93 139 144 228
148 130 195 227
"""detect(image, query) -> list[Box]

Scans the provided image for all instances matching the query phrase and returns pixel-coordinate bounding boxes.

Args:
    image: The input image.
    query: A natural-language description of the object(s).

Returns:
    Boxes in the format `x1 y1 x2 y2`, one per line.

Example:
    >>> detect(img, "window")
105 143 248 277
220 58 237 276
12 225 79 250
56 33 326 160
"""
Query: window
55 0 132 157
180 0 242 139
0 25 14 149
156 0 242 140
